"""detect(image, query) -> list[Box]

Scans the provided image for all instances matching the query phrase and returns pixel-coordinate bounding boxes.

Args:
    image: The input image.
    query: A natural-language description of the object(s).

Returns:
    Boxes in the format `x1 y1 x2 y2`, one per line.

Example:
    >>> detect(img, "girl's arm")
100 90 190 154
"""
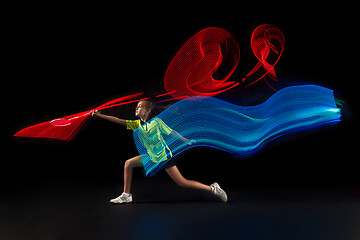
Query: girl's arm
92 111 127 126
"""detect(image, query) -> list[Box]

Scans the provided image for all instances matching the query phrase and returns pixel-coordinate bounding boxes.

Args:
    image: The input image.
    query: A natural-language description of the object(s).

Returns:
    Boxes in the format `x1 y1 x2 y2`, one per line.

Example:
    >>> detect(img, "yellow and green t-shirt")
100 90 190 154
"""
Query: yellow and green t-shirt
126 118 173 163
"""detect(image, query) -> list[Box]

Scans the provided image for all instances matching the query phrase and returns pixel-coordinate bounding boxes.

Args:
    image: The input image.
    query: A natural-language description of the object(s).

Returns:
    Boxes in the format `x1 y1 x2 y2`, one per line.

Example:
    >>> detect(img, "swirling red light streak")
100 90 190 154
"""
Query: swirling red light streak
164 27 240 99
242 24 285 90
14 24 285 140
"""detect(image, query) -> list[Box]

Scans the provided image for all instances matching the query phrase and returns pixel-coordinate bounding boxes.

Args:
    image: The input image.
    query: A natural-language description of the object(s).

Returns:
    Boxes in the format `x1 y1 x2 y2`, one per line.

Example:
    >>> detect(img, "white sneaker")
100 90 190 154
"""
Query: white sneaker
110 192 133 204
211 182 228 202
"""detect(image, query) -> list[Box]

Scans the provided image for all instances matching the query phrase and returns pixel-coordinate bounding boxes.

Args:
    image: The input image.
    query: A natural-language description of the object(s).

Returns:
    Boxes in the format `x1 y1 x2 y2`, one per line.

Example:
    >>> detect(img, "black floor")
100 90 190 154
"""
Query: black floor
1 179 359 240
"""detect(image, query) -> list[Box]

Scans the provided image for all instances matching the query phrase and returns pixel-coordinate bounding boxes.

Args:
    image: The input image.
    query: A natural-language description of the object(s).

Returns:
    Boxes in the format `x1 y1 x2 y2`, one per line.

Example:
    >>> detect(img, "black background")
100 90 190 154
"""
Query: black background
4 6 359 191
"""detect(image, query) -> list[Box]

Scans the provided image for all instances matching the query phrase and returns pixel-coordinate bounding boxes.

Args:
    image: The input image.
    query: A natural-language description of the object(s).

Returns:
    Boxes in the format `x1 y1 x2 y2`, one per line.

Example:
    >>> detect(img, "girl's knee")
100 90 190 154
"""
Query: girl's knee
124 156 142 170
124 160 133 170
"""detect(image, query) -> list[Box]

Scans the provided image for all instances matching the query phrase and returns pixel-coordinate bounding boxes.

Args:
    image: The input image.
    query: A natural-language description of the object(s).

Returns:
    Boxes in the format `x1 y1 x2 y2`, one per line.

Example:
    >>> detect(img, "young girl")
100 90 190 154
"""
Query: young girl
92 100 228 203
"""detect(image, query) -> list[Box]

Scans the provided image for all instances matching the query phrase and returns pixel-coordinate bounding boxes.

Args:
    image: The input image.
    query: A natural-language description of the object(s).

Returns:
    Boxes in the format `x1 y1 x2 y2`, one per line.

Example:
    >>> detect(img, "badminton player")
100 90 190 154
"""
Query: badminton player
92 100 228 203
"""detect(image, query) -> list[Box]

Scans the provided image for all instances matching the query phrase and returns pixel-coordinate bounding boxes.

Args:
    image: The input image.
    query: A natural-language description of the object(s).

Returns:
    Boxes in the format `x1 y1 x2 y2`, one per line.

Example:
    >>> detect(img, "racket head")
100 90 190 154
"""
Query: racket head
50 118 72 127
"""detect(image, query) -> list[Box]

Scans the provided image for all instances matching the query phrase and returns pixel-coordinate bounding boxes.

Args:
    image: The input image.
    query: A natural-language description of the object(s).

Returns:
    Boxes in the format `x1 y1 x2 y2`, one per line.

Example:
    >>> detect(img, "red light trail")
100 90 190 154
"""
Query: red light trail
242 24 285 90
14 24 285 140
164 27 240 99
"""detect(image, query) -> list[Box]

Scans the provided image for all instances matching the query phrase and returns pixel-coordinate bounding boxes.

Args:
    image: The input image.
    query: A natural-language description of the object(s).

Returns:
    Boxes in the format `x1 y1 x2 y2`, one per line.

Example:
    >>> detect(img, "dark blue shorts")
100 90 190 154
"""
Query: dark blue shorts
163 158 176 169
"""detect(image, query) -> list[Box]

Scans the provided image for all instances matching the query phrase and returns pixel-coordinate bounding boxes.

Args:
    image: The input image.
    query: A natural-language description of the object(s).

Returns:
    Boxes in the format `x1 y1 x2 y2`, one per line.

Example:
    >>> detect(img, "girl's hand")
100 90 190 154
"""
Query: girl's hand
187 139 196 146
91 110 101 117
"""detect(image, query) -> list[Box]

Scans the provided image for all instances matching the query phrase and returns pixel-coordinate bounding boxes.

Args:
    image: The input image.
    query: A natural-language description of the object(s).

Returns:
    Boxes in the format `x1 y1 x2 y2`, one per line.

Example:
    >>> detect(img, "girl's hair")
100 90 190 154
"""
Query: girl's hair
142 99 173 120
142 100 156 111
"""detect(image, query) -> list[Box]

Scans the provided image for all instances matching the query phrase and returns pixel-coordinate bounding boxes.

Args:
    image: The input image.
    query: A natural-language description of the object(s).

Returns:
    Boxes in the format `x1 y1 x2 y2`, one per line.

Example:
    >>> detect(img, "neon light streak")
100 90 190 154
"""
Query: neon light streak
242 24 285 90
13 93 147 140
164 25 285 95
164 27 240 99
133 85 341 176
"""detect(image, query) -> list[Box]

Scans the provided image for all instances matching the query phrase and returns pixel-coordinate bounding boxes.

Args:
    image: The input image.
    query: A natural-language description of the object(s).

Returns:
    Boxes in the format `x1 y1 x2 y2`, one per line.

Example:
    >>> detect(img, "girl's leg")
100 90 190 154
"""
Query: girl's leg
123 155 143 194
165 166 212 192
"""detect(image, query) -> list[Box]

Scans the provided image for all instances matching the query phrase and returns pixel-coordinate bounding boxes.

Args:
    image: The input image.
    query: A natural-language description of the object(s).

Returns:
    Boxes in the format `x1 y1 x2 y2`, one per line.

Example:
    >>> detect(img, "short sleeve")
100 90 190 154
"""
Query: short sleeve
155 118 173 135
126 119 141 130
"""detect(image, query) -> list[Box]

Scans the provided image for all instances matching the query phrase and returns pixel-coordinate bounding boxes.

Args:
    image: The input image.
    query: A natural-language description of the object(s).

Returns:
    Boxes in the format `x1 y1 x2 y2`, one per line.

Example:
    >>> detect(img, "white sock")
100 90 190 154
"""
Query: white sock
122 192 131 197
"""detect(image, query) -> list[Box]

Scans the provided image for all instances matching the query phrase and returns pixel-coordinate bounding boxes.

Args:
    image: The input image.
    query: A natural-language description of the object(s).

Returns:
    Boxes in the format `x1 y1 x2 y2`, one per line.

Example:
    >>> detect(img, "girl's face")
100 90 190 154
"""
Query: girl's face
135 101 150 118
